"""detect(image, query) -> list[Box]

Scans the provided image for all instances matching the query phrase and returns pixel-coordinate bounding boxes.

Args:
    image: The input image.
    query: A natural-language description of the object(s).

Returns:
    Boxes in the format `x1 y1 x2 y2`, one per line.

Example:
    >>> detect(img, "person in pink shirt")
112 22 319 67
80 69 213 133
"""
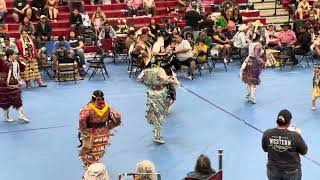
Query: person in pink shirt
127 0 143 17
276 23 297 48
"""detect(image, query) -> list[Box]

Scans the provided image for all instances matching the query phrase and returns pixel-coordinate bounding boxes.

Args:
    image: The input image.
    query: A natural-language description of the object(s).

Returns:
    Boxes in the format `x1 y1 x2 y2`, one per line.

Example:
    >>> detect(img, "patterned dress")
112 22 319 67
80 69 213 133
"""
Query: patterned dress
79 102 121 168
138 66 179 128
313 69 320 101
241 42 265 85
0 58 25 109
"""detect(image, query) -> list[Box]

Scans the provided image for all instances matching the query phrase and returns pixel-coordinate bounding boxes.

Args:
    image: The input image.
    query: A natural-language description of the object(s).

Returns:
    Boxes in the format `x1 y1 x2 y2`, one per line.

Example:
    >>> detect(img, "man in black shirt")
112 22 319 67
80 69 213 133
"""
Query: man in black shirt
184 3 201 32
199 13 215 37
12 0 32 23
290 25 312 65
35 15 52 48
31 0 47 20
262 109 308 180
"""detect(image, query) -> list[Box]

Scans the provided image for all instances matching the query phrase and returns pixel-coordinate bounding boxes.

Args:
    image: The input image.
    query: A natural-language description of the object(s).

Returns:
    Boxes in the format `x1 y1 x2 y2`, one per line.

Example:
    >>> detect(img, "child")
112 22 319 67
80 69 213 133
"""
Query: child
312 65 320 110
193 38 208 63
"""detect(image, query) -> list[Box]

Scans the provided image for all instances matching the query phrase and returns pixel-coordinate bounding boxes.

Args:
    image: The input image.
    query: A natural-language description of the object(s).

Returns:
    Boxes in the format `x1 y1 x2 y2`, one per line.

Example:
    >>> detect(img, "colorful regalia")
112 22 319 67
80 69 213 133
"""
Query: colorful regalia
312 65 320 110
240 41 265 104
137 65 179 144
78 99 121 168
0 50 29 123
16 32 46 88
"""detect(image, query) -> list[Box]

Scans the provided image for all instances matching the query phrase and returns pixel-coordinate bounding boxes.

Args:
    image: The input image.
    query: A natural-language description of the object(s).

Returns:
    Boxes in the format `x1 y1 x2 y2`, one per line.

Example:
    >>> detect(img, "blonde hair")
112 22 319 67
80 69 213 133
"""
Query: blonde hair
83 163 109 180
135 160 157 180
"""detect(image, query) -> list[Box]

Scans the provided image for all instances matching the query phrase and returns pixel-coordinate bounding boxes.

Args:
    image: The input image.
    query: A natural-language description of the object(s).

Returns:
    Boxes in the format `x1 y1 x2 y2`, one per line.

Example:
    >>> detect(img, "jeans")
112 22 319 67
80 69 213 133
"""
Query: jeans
267 167 301 180
72 48 85 65
291 47 308 65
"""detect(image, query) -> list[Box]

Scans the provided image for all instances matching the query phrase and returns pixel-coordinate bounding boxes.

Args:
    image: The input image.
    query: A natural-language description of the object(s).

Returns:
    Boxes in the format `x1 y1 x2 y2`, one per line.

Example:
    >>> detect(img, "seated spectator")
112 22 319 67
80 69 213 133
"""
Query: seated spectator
232 24 248 57
83 163 109 180
144 0 156 17
133 33 152 67
19 17 35 37
305 13 320 32
212 12 227 29
148 18 160 38
125 30 136 50
277 23 296 48
267 24 279 47
212 25 232 63
314 0 320 20
51 36 74 73
127 0 143 17
0 0 7 23
288 0 297 18
161 18 175 33
91 7 106 22
34 15 52 48
45 0 58 22
297 0 310 20
197 28 212 47
31 0 47 20
135 160 158 180
224 7 234 23
68 30 85 68
291 25 312 65
81 11 91 27
12 0 32 23
92 10 104 33
98 21 117 44
171 33 196 80
152 36 165 55
224 21 236 40
232 8 243 24
311 36 320 56
0 37 19 55
68 0 84 12
184 154 216 180
185 32 195 48
193 38 208 63
199 13 215 37
70 9 83 35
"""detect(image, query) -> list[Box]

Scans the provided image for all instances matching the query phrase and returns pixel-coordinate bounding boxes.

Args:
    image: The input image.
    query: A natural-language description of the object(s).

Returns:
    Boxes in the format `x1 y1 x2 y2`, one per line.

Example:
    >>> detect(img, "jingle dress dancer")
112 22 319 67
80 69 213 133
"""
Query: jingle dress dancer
312 65 320 110
78 90 121 168
16 30 47 88
138 65 179 144
240 32 265 104
0 49 29 123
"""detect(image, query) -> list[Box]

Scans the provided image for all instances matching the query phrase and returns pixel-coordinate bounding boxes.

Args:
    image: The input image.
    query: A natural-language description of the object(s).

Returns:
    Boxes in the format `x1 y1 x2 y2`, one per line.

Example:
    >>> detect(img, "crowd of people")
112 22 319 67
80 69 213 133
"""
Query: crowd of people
0 0 318 179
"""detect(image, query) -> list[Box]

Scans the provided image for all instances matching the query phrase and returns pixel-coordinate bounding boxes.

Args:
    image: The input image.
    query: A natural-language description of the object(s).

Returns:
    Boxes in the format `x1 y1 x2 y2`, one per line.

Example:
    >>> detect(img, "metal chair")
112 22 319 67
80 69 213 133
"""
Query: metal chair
297 51 314 68
128 52 144 77
87 55 109 80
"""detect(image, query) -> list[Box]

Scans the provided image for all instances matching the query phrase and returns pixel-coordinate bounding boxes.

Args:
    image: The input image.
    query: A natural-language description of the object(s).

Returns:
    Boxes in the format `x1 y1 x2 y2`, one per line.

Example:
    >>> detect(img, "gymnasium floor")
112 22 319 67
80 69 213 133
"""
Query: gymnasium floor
0 59 320 180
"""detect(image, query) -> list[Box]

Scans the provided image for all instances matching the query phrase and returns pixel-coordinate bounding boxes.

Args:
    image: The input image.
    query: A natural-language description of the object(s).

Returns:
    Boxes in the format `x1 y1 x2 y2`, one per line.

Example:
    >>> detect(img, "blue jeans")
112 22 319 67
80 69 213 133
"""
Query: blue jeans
267 167 301 180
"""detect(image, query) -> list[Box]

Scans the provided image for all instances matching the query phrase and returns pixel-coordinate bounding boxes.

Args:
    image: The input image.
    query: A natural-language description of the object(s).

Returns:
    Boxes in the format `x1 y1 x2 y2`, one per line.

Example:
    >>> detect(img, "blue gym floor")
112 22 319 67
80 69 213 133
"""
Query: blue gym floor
0 59 320 180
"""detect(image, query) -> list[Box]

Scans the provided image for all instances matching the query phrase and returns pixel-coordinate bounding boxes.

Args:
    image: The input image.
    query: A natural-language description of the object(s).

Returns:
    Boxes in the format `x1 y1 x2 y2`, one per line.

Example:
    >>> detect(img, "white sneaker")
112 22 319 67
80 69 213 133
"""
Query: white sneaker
4 116 15 123
82 65 87 68
312 106 316 110
18 114 29 123
224 58 228 63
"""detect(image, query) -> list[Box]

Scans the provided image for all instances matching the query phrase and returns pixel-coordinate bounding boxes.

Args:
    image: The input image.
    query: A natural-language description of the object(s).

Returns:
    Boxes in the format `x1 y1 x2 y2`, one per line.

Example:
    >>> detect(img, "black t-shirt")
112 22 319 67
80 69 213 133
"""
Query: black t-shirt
212 32 226 44
69 37 80 48
199 20 215 36
31 0 46 9
14 0 28 10
184 10 201 31
262 128 308 171
148 24 160 36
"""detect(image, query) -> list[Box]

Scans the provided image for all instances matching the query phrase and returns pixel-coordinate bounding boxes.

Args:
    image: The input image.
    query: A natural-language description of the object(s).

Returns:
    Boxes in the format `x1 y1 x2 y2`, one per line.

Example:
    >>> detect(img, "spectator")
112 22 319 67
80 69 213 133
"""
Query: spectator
83 163 109 180
152 35 165 55
277 23 296 48
51 35 73 73
31 0 47 20
34 15 52 48
68 30 85 68
232 24 249 56
311 36 320 56
266 24 279 47
135 160 158 180
305 14 320 32
186 0 204 15
199 13 215 37
125 30 136 50
133 33 152 67
288 0 297 19
171 33 196 80
98 21 117 44
184 154 216 179
224 7 234 23
184 2 201 34
92 11 104 34
148 18 160 38
127 0 143 17
314 0 320 20
12 0 32 23
68 0 84 12
45 0 59 22
197 28 212 47
19 17 35 36
0 0 7 23
70 9 83 35
232 8 243 24
213 25 232 63
91 7 106 22
262 109 308 180
0 37 19 55
185 32 195 48
291 25 311 65
297 0 310 20
193 38 208 64
162 18 175 33
144 0 156 17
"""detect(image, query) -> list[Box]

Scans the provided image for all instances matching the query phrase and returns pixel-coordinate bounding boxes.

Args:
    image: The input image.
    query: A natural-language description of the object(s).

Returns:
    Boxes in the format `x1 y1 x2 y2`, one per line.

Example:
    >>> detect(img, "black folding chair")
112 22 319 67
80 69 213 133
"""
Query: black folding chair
128 52 144 77
87 55 109 80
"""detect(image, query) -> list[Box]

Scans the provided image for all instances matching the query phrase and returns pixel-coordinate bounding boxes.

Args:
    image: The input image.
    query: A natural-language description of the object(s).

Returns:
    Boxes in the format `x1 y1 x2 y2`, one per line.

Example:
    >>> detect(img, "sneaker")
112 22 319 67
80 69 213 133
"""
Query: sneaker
4 116 15 123
249 97 256 104
186 74 194 80
224 58 228 63
312 106 316 110
153 137 165 144
18 115 29 123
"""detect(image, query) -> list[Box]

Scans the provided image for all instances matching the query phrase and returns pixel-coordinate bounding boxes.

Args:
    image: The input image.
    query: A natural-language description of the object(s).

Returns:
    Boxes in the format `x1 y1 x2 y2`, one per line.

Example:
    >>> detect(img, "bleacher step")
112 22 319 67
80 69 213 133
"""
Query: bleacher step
254 2 277 9
260 8 288 16
266 15 289 24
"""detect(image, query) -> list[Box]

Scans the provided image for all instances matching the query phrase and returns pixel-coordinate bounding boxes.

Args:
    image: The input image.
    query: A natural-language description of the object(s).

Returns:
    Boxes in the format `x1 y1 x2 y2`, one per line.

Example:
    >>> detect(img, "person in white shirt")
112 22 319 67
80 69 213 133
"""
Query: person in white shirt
233 24 248 59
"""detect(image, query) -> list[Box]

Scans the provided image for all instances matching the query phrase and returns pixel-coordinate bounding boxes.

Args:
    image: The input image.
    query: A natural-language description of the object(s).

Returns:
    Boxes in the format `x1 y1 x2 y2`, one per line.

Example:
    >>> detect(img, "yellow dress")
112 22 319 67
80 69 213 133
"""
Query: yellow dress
312 86 320 101
193 44 208 63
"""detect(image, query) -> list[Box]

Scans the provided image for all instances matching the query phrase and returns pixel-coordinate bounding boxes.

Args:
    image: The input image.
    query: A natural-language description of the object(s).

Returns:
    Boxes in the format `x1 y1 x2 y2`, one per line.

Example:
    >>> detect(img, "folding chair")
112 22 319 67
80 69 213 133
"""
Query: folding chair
297 51 314 68
128 52 144 78
37 55 52 80
87 55 109 80
118 172 161 180
196 46 214 76
112 37 129 64
91 38 113 63
208 44 228 72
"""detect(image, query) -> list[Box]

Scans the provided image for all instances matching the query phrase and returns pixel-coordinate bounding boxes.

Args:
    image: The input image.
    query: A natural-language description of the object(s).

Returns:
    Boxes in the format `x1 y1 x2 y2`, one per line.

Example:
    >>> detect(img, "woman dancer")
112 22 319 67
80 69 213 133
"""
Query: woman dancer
312 65 320 110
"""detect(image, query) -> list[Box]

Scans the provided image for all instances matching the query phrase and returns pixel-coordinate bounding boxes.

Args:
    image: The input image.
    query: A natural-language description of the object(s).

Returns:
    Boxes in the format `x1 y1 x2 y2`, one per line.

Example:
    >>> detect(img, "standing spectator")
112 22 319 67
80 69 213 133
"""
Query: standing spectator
297 0 310 20
262 109 308 180
291 25 311 65
45 0 59 22
127 0 143 17
34 15 52 48
31 0 47 20
199 14 215 37
184 2 201 38
144 0 156 17
0 0 7 23
68 30 85 68
19 17 35 36
0 37 19 55
184 154 216 179
12 0 32 23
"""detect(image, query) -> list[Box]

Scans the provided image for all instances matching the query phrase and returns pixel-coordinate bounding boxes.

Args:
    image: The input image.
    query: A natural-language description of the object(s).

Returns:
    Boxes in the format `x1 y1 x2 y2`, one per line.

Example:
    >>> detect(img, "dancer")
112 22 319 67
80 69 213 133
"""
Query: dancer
0 49 29 123
78 90 121 168
240 31 265 104
138 65 179 144
17 30 47 88
312 65 320 110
